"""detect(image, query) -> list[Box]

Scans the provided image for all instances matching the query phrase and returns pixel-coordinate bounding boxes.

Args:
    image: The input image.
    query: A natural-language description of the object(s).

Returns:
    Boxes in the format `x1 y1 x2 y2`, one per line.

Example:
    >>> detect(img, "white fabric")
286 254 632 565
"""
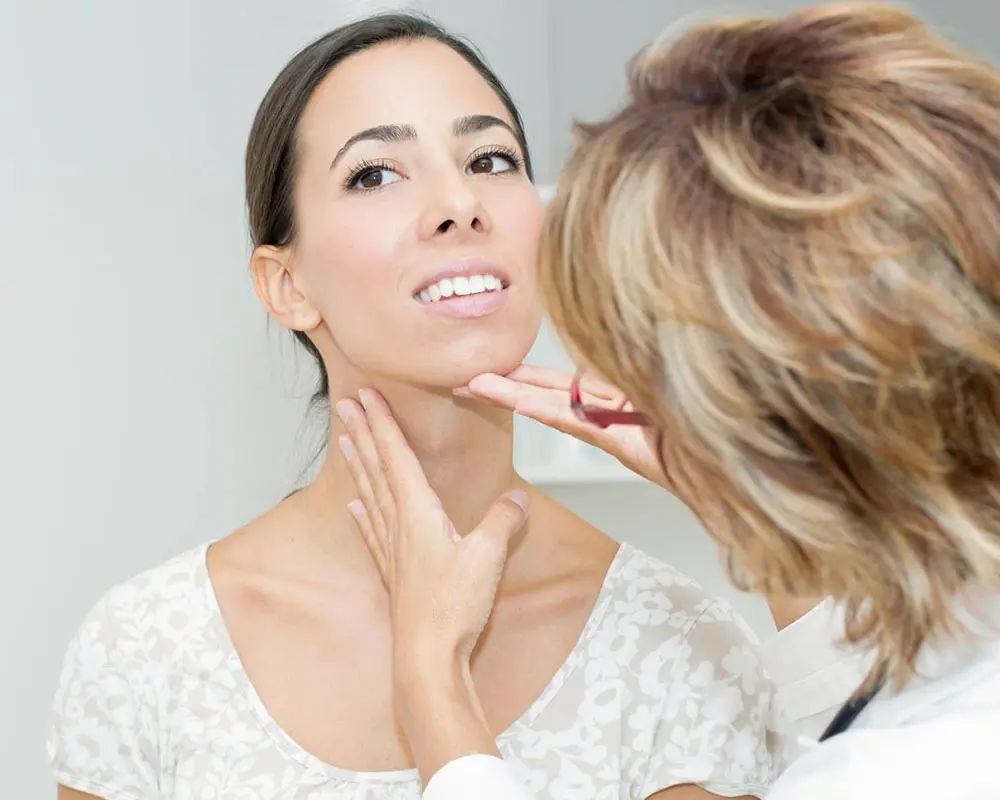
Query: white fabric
48 541 780 799
757 598 871 742
768 587 1000 800
425 591 1000 800
424 755 535 800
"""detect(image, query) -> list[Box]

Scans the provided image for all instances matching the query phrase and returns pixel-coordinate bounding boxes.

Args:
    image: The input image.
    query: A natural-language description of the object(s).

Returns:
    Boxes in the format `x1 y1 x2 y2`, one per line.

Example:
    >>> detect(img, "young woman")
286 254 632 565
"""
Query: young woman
47 13 783 800
337 4 1000 800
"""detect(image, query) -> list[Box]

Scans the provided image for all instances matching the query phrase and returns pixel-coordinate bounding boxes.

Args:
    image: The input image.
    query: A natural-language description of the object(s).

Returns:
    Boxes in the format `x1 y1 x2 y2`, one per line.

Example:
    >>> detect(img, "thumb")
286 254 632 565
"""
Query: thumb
466 489 530 563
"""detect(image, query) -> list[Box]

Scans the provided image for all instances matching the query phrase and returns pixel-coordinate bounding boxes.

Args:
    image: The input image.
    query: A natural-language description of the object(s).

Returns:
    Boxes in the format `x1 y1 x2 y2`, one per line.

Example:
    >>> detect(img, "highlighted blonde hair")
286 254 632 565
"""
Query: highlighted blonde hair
541 3 1000 684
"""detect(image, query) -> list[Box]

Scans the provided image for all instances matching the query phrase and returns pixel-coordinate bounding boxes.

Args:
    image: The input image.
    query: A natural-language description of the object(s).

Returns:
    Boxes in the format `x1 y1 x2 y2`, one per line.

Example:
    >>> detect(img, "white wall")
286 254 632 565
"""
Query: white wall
1 0 372 789
0 0 556 794
5 1 997 796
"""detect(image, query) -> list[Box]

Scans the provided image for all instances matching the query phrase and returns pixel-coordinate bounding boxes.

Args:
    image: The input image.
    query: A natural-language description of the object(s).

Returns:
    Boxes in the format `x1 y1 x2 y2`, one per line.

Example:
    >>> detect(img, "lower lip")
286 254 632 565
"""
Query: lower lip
415 289 508 318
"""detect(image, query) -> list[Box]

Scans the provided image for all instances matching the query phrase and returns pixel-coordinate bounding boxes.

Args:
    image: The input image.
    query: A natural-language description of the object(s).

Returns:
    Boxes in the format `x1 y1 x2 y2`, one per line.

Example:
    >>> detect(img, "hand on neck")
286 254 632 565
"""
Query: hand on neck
321 377 521 535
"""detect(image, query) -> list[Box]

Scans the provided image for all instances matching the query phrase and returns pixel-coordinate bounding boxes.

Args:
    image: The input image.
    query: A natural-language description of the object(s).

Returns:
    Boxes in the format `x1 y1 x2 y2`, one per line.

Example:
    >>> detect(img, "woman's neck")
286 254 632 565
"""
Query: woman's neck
316 382 520 536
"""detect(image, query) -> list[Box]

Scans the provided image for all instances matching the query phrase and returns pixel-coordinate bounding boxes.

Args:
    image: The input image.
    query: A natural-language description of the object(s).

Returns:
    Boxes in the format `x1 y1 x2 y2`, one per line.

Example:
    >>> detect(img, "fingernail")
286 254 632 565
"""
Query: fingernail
346 499 365 520
453 387 474 398
335 400 353 423
338 434 356 460
505 489 529 513
357 389 373 410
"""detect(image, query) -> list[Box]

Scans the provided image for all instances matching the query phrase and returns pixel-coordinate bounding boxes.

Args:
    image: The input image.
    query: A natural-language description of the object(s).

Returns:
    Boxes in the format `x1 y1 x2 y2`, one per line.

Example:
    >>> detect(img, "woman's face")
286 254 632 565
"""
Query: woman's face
286 39 543 390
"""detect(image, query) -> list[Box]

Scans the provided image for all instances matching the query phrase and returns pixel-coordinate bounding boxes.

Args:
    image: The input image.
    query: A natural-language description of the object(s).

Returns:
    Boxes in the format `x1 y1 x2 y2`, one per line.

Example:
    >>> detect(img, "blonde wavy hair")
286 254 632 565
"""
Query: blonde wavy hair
540 2 1000 685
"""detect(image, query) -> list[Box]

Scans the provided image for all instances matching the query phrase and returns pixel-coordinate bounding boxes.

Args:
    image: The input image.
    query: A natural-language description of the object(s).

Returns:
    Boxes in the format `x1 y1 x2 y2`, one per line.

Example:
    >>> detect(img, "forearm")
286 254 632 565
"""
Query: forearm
394 655 499 786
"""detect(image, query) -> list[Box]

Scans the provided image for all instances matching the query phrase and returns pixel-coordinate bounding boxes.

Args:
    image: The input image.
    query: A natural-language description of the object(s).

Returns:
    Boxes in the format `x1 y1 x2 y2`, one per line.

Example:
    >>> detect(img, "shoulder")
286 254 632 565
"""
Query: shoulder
609 543 762 650
102 543 210 609
56 544 214 685
599 545 777 796
604 544 771 704
48 544 215 797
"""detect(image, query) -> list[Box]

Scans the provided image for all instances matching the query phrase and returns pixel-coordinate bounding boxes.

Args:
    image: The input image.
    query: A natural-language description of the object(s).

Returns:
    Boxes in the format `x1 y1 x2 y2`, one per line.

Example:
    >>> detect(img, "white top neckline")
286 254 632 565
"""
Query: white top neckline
49 539 780 799
198 540 632 784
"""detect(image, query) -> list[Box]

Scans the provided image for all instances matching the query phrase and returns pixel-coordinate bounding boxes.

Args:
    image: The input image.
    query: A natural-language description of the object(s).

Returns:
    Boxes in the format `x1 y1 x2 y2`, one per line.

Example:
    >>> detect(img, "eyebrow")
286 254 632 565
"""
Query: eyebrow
329 114 516 170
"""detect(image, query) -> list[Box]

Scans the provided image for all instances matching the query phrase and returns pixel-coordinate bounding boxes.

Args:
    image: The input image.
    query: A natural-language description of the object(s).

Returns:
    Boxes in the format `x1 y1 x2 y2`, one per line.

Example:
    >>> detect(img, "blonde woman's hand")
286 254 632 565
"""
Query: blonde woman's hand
336 389 530 666
457 365 670 488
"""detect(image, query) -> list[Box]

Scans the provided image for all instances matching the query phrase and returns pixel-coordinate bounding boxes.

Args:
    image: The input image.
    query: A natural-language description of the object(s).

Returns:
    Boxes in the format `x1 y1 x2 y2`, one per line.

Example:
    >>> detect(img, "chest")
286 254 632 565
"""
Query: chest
163 655 636 800
161 615 637 800
207 580 602 776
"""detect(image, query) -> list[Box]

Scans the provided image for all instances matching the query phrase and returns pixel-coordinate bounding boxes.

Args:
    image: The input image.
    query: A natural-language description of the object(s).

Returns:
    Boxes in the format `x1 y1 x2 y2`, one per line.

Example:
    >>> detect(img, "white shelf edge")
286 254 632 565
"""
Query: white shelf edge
518 462 645 486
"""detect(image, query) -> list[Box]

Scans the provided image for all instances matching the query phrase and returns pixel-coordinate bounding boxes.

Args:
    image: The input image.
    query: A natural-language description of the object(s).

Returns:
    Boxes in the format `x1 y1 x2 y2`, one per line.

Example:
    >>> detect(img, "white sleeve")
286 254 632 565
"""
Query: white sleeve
47 591 160 800
423 755 536 800
758 598 872 742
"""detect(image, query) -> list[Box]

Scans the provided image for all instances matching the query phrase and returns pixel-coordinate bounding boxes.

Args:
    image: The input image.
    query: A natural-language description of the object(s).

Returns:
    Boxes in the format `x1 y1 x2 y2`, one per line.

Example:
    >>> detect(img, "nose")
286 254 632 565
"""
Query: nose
417 169 493 241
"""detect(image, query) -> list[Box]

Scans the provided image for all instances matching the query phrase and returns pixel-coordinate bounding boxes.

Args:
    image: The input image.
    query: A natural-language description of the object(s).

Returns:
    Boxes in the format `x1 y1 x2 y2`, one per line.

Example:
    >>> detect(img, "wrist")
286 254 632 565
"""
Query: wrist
394 646 478 727
392 650 497 786
393 637 467 689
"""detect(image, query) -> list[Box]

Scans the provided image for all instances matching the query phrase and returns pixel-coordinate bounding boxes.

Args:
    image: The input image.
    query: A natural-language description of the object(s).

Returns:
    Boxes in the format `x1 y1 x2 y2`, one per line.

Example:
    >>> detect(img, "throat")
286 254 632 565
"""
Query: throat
323 382 519 535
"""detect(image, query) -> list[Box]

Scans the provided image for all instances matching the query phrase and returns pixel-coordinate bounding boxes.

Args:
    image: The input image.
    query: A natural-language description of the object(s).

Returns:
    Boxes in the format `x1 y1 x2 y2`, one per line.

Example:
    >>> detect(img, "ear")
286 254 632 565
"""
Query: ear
251 245 322 332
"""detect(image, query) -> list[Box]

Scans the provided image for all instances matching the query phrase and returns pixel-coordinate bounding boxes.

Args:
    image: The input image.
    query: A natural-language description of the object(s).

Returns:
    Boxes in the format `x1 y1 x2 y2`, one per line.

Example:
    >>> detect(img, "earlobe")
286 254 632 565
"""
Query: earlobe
251 245 322 332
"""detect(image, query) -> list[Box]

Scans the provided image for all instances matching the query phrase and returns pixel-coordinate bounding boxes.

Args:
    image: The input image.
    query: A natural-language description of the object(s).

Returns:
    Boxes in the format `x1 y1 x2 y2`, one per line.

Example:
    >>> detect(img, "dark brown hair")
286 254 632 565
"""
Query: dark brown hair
245 12 533 407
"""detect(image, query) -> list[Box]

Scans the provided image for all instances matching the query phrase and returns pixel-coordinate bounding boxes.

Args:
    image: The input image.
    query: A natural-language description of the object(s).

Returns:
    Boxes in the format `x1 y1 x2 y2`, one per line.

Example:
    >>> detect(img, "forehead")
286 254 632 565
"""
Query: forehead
299 38 516 151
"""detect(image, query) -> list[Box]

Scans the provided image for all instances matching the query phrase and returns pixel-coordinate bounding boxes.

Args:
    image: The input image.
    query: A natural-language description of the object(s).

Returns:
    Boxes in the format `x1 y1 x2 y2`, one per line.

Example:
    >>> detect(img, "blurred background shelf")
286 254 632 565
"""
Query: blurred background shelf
515 186 641 486
510 231 643 486
519 461 643 485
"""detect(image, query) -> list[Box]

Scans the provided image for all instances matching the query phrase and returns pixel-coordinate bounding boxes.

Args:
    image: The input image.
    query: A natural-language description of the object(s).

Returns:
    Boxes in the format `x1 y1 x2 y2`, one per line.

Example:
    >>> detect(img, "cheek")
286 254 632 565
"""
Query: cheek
297 205 397 316
493 191 544 264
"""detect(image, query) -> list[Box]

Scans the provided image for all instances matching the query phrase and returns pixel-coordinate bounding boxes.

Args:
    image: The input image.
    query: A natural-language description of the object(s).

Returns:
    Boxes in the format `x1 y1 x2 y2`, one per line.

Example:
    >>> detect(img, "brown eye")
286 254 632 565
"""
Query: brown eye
468 153 516 175
359 170 384 189
349 166 402 191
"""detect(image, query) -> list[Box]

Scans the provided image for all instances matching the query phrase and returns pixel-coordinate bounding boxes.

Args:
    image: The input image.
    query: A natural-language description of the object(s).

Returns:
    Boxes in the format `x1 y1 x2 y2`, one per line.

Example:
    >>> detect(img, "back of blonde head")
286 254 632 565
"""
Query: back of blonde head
541 3 1000 683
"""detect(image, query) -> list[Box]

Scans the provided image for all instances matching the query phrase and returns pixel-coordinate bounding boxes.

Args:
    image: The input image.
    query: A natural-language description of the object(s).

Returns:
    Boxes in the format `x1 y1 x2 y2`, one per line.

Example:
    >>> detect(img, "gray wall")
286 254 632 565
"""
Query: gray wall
2 0 996 795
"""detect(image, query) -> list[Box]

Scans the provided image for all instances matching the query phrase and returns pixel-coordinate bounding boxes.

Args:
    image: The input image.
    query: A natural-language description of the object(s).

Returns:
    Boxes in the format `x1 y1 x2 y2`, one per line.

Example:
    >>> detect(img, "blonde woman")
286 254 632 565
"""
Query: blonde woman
338 4 1000 799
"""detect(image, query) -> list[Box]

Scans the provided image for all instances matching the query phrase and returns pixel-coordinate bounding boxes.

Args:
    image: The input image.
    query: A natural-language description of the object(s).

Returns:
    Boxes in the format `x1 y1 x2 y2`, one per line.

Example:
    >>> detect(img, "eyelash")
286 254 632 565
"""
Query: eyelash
469 145 523 173
343 145 524 193
343 159 394 192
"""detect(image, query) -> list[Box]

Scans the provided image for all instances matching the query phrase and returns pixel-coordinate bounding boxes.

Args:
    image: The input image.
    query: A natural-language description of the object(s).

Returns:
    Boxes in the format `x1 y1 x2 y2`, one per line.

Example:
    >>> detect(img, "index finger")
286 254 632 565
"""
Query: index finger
502 364 622 402
357 388 440 510
465 367 622 408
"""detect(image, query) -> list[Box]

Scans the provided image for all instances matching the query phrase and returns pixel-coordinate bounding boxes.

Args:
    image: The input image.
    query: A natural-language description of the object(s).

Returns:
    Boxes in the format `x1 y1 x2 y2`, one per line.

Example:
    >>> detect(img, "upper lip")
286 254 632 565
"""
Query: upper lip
412 258 510 296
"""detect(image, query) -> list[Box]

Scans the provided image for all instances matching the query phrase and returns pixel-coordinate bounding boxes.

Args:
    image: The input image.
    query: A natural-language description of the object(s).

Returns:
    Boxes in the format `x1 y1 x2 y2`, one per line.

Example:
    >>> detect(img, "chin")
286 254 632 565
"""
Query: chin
417 334 537 389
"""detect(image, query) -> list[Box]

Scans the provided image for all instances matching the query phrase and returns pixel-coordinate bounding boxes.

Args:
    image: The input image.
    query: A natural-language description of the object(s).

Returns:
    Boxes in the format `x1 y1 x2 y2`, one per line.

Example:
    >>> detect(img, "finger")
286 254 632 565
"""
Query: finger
339 433 393 558
460 374 603 444
504 364 622 401
346 498 389 580
465 371 621 410
464 490 530 575
337 399 397 531
357 389 442 512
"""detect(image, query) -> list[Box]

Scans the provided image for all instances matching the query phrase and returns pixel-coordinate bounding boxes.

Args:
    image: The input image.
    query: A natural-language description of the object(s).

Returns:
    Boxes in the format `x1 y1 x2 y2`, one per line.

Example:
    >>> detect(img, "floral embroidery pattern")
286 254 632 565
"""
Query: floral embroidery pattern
48 543 777 799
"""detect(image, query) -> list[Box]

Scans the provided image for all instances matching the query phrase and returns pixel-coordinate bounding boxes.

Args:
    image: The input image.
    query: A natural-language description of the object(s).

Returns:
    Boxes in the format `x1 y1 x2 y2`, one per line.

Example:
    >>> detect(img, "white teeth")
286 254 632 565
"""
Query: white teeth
416 274 504 303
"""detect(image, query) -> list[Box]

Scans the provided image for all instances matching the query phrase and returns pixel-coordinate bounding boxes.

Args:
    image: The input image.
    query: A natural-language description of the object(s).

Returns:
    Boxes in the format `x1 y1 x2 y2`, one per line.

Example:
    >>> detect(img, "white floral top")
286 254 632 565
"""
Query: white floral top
47 542 778 800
